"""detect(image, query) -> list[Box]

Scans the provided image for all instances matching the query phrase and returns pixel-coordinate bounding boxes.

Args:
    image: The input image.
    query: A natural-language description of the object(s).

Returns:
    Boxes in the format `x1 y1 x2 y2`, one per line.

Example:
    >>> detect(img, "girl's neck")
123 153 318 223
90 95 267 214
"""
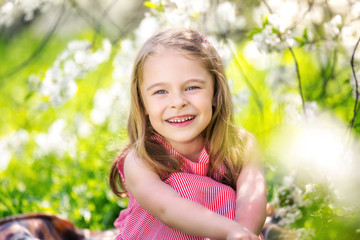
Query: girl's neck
170 138 205 163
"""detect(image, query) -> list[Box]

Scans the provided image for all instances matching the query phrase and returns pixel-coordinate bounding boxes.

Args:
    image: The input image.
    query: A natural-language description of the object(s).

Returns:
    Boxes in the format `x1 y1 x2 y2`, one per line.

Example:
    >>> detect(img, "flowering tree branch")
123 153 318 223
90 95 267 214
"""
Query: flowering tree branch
288 45 306 118
91 0 119 44
0 1 67 86
261 0 273 14
320 50 337 98
229 46 264 116
349 36 360 134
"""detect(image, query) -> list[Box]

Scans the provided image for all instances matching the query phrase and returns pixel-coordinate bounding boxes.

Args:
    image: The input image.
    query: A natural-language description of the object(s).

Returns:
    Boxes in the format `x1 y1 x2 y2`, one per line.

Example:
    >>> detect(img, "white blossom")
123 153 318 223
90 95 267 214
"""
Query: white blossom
324 15 342 38
213 1 236 32
308 5 324 24
276 92 303 124
0 129 29 171
90 82 130 132
34 119 77 158
18 0 42 21
283 175 295 186
252 25 287 53
327 0 348 15
265 65 296 91
113 38 137 81
304 101 319 121
268 14 287 33
243 41 279 70
206 36 234 66
27 74 41 91
146 0 211 30
90 89 114 125
79 208 91 222
0 0 61 27
74 115 93 138
272 115 358 209
253 0 307 30
0 141 12 171
295 227 315 240
276 205 303 228
188 0 210 14
272 174 312 228
231 87 250 114
340 19 360 57
0 1 17 27
34 38 111 107
161 5 192 28
134 16 160 47
350 2 360 20
305 184 316 194
278 208 302 227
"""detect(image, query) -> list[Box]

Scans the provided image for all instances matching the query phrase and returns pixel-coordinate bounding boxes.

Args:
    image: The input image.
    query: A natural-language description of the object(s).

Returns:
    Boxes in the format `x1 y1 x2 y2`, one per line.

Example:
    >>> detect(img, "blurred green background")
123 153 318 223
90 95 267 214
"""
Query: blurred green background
1 0 360 238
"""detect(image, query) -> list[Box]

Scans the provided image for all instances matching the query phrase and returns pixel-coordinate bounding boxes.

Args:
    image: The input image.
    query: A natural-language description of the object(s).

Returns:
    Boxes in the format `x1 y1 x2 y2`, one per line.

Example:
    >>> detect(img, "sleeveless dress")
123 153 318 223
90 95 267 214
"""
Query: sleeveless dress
114 138 236 240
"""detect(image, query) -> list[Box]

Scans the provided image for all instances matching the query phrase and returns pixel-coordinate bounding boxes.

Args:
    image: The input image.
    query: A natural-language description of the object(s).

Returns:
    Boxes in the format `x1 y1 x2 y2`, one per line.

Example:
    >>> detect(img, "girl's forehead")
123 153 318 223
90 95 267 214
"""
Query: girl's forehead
143 50 208 77
147 45 200 60
143 47 206 74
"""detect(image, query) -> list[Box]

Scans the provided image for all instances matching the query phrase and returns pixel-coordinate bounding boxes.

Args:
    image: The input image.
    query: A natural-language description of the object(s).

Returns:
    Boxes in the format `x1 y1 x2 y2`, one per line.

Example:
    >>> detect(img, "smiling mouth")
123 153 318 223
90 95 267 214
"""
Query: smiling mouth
166 115 195 123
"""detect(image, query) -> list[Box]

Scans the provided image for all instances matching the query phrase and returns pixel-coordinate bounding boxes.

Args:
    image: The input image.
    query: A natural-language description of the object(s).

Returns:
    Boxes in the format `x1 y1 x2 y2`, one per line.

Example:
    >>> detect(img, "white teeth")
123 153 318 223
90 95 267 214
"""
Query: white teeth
168 116 194 123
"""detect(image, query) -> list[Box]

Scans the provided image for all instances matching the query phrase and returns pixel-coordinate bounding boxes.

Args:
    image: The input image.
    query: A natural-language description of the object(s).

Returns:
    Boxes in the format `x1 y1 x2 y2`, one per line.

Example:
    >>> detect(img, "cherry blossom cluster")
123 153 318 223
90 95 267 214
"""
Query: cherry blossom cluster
0 0 61 27
0 129 28 171
29 39 111 107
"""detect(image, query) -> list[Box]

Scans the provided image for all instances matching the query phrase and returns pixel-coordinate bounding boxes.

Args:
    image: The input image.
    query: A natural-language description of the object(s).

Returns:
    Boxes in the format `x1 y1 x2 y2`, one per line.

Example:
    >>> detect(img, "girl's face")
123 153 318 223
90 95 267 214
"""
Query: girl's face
141 47 214 151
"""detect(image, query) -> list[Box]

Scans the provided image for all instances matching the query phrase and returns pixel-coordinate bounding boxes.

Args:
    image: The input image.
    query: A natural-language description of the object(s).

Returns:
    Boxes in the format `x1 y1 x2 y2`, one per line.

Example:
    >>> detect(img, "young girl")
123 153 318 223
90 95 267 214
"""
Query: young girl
109 28 267 240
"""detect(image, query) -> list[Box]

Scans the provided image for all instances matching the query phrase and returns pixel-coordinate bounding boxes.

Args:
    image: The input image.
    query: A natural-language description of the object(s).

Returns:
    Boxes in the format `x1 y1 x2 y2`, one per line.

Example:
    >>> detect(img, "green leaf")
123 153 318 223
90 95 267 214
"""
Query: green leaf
247 27 263 38
303 28 308 40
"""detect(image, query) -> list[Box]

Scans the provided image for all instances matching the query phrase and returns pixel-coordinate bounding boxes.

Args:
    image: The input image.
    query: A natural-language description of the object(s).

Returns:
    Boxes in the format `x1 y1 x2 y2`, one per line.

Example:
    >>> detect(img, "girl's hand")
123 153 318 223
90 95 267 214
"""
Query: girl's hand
226 226 260 240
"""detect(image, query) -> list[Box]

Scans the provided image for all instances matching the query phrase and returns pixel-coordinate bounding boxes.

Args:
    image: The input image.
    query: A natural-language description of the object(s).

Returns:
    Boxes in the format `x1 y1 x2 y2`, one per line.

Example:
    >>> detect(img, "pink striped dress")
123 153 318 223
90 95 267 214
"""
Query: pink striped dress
114 139 236 240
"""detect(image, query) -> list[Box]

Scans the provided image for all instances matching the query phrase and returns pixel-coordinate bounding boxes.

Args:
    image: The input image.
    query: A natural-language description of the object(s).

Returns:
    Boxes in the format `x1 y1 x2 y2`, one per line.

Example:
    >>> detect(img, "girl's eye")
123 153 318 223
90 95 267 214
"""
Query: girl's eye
186 86 199 91
154 90 167 95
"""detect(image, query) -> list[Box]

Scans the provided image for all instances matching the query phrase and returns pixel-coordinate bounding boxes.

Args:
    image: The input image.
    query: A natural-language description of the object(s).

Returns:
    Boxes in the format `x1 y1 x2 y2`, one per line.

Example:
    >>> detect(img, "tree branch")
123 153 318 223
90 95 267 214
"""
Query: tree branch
349 36 360 134
227 40 264 116
0 1 67 87
288 46 307 118
91 0 119 45
261 0 273 14
320 50 338 98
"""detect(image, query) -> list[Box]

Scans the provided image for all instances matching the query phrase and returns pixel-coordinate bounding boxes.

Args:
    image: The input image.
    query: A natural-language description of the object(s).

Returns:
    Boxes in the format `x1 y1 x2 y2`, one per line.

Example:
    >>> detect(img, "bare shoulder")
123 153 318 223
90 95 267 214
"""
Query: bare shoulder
123 149 139 168
123 149 160 189
122 149 168 210
124 149 148 176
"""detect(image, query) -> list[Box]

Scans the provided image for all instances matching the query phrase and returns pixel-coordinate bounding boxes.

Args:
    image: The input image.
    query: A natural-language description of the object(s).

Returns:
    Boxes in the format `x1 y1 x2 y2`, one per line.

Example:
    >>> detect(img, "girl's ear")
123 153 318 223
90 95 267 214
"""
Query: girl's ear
212 97 216 107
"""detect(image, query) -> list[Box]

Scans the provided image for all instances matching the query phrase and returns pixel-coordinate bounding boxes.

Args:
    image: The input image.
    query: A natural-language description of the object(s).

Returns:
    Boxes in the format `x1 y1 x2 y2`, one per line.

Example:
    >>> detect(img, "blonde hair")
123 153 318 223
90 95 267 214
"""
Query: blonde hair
110 28 255 197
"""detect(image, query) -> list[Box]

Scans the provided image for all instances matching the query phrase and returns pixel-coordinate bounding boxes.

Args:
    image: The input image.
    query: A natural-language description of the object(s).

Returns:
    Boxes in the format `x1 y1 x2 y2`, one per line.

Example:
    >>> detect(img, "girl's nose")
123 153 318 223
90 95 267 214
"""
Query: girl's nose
170 93 188 109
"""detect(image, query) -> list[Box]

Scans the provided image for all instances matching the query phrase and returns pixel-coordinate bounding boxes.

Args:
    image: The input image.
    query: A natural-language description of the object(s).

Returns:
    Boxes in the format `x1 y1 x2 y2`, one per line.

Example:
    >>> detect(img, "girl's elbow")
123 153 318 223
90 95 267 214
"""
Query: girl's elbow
148 200 174 225
155 205 168 223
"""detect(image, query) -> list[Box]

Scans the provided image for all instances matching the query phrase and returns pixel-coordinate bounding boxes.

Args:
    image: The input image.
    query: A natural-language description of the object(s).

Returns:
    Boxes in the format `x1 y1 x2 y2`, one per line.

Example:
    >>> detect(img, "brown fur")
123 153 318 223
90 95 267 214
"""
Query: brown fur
0 213 84 240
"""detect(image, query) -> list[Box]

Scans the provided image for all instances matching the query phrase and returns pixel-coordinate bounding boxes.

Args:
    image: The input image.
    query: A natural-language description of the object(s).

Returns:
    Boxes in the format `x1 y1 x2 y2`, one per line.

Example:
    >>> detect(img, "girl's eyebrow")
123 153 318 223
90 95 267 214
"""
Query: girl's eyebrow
146 82 167 92
185 78 206 84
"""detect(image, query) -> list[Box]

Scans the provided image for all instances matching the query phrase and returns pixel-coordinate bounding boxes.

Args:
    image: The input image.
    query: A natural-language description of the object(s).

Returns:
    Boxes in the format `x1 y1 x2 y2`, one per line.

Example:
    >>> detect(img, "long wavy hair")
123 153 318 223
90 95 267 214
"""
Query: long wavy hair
110 28 255 197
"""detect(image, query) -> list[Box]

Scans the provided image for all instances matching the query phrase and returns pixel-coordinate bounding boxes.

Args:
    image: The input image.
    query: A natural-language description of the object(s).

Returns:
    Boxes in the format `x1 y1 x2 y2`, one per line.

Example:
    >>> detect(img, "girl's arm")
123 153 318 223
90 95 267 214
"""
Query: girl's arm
124 150 259 240
235 161 267 235
235 136 267 235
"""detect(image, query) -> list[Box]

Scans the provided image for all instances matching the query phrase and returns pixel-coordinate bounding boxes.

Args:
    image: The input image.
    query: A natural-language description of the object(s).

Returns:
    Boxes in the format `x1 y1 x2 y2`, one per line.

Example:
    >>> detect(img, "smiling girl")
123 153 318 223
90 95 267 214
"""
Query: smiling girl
110 29 267 240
